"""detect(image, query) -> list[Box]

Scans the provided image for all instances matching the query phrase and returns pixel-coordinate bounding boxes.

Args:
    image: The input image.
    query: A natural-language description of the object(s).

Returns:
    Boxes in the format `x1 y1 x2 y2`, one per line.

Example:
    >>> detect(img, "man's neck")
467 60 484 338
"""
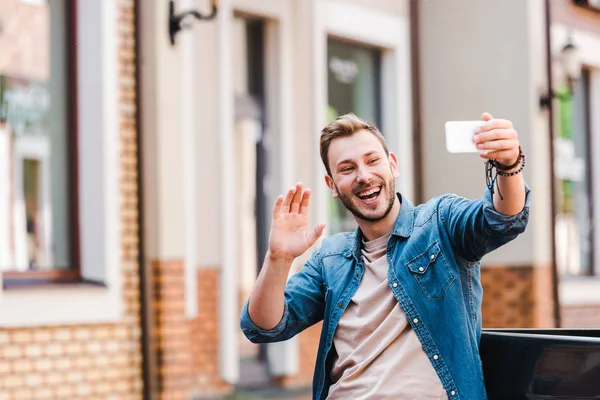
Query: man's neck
357 197 401 241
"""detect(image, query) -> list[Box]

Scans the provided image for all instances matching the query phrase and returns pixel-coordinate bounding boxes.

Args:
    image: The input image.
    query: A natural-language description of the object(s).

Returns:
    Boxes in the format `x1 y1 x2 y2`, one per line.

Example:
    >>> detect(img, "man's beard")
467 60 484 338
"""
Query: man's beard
336 177 396 222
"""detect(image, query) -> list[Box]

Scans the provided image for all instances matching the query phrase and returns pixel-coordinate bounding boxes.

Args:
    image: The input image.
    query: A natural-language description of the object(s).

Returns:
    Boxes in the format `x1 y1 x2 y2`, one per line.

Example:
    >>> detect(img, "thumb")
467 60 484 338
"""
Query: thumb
481 112 493 121
307 223 326 246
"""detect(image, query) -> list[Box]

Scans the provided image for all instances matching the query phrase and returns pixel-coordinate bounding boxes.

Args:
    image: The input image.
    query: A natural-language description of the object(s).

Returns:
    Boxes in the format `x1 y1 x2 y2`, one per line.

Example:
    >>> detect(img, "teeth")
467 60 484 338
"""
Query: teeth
358 187 380 198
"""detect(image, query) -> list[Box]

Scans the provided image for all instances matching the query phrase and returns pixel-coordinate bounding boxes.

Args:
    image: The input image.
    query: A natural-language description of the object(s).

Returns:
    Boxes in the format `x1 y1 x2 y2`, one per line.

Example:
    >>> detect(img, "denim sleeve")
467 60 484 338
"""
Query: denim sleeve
439 180 531 263
240 252 325 343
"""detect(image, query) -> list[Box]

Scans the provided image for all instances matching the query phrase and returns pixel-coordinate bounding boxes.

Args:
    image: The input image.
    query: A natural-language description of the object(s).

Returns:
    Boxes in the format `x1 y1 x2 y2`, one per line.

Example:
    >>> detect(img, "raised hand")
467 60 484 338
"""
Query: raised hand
268 182 326 262
473 112 521 167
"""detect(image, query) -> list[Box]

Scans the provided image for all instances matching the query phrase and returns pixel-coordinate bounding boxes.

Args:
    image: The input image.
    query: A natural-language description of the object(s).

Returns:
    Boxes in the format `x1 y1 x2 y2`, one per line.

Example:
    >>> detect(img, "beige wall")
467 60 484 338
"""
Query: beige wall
139 0 186 260
418 0 551 266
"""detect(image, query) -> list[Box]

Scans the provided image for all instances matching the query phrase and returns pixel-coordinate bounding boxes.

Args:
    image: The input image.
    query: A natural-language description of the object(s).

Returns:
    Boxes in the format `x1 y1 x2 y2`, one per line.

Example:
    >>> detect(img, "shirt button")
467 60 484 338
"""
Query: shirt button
413 318 419 324
419 267 424 272
338 302 344 308
430 254 435 260
451 390 456 396
392 282 398 288
433 355 439 360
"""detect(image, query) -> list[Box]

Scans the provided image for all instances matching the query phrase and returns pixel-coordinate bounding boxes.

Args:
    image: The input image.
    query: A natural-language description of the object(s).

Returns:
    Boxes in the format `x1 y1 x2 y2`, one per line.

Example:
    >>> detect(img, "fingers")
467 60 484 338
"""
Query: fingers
481 112 493 121
281 186 295 213
279 182 311 215
289 183 303 214
272 195 284 220
306 223 326 246
479 149 519 161
475 139 518 152
476 119 513 134
299 189 311 215
473 128 517 144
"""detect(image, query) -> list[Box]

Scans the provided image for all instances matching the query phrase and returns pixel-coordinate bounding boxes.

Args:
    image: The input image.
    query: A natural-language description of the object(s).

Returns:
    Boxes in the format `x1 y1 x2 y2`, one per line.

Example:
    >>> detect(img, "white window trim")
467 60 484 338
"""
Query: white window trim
0 0 122 327
312 1 414 231
552 24 600 302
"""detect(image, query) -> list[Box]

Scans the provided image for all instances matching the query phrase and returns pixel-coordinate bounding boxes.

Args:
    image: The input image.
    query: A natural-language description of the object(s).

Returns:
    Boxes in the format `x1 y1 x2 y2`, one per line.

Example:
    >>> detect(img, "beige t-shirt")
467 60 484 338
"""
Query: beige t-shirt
327 232 448 400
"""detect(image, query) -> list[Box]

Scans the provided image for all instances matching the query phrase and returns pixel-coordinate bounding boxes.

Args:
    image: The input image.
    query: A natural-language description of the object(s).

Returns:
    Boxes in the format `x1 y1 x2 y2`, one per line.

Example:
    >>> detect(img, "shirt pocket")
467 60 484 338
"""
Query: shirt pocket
406 241 456 300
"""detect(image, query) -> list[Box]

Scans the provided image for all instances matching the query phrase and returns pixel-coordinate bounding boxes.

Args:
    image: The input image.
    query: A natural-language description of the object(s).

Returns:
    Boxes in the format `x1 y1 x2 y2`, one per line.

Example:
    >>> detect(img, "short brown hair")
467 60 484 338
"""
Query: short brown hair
320 113 389 176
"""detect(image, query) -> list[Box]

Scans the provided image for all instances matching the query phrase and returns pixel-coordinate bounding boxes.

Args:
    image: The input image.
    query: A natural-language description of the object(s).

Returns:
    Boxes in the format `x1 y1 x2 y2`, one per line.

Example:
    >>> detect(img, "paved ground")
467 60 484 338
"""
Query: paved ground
218 387 312 400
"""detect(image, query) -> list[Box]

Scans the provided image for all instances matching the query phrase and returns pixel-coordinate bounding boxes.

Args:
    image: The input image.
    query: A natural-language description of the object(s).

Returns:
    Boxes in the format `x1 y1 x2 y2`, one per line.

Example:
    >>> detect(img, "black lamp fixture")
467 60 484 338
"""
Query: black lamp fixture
540 35 581 109
169 0 218 46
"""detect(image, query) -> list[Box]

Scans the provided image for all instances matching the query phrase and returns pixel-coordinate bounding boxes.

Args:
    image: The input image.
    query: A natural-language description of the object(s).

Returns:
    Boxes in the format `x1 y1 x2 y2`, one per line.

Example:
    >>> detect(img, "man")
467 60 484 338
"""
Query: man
240 112 529 400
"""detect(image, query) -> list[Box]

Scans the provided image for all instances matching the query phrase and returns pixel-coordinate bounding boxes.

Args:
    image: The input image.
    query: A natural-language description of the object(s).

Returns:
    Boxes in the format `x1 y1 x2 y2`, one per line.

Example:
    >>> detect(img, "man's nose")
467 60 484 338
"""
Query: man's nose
356 167 372 184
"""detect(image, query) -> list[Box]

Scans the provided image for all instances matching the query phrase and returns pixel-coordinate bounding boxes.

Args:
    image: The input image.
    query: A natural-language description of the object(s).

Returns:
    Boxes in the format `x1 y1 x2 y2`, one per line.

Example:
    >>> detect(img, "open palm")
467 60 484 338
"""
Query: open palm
269 183 326 261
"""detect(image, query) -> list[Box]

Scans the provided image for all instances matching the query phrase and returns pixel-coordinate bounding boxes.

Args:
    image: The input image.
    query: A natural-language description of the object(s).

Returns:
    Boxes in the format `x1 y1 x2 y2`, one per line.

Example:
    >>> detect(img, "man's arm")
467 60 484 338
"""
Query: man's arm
440 112 529 262
241 252 326 343
240 182 326 343
474 112 526 216
439 183 530 263
494 163 526 216
247 253 293 331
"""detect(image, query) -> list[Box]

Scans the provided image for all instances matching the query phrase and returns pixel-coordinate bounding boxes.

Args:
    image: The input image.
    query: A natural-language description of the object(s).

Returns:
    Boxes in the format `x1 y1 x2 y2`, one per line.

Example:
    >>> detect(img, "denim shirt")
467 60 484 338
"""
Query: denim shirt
241 183 531 400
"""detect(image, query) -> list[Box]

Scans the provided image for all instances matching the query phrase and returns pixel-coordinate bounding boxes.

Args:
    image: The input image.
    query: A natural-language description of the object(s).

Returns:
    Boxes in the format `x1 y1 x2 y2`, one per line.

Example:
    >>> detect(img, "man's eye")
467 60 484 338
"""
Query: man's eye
368 158 379 164
341 167 353 172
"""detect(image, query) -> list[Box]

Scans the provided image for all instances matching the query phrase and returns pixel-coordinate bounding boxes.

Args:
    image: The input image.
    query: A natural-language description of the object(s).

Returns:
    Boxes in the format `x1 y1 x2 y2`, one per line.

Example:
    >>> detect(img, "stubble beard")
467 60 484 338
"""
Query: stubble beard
336 177 396 222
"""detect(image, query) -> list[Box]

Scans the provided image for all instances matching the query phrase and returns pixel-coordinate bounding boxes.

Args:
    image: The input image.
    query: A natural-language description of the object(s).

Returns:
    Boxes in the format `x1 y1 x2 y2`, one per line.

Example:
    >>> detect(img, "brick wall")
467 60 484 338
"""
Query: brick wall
481 265 555 328
551 0 600 36
152 263 231 400
0 1 143 399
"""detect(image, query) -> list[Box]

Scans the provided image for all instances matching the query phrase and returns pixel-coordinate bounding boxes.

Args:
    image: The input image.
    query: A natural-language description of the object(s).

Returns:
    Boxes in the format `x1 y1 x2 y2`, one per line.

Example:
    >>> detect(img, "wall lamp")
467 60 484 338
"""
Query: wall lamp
540 37 581 109
169 0 218 46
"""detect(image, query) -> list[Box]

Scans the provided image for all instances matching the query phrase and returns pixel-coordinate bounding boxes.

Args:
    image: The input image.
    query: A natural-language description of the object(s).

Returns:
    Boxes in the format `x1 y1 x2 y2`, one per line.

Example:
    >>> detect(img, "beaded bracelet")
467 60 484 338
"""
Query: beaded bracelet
495 146 523 171
485 147 526 200
496 153 525 177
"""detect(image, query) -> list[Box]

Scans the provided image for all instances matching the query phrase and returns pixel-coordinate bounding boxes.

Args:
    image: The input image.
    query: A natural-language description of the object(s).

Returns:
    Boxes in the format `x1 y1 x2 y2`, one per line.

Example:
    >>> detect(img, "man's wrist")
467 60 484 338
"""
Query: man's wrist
495 146 524 174
496 159 522 174
266 250 295 265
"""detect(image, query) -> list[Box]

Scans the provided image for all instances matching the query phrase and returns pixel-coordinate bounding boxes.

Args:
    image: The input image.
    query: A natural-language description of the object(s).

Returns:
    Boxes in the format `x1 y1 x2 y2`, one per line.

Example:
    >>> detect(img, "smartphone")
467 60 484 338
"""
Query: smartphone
444 121 486 153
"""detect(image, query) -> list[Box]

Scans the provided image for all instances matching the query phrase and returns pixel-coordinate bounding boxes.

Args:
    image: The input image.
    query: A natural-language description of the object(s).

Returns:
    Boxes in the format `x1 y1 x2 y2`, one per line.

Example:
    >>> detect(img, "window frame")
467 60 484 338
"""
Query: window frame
312 1 414 236
0 0 123 327
2 0 81 287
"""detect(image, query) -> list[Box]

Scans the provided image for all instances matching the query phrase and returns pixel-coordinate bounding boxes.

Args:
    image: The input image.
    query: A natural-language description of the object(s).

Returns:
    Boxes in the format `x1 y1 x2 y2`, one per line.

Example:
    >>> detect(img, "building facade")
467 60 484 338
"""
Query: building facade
1 0 599 399
549 0 600 328
0 0 144 399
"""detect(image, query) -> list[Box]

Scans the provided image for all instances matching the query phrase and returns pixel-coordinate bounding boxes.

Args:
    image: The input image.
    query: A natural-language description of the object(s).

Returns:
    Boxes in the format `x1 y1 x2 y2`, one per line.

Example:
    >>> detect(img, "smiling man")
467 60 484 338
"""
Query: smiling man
240 113 530 400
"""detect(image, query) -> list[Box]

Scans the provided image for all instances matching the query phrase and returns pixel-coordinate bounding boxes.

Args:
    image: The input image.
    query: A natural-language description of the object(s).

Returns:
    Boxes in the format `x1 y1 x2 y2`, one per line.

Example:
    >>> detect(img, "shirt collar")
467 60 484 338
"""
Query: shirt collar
351 193 415 260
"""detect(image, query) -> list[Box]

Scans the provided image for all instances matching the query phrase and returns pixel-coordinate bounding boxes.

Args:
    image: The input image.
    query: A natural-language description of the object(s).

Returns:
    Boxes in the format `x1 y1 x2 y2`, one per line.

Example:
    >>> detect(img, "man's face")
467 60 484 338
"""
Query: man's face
325 129 399 222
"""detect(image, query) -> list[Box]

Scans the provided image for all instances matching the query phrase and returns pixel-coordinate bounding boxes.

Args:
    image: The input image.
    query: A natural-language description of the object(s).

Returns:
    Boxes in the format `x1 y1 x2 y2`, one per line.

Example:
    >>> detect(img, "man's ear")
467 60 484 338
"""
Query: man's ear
324 174 339 198
389 152 400 179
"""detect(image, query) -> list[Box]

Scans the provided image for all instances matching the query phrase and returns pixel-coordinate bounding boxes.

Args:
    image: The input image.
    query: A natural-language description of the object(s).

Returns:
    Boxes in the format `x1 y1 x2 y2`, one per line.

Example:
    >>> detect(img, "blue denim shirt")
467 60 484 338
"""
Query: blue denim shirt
241 183 531 400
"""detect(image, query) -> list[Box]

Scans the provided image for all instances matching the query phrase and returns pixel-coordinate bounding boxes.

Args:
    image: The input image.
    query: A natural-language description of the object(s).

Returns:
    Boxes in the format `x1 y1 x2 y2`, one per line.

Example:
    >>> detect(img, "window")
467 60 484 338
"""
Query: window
0 0 78 284
574 0 600 12
327 38 382 234
555 68 594 276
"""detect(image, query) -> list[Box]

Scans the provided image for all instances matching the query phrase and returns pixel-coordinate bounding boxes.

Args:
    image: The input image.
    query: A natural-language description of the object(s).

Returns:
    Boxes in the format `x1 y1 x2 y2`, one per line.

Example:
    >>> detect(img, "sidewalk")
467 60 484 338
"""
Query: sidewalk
218 387 312 400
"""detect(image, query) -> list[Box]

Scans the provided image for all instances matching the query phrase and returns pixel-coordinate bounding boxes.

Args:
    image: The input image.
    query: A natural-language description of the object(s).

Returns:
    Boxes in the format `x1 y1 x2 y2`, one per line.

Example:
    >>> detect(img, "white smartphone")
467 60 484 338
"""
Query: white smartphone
444 121 486 153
